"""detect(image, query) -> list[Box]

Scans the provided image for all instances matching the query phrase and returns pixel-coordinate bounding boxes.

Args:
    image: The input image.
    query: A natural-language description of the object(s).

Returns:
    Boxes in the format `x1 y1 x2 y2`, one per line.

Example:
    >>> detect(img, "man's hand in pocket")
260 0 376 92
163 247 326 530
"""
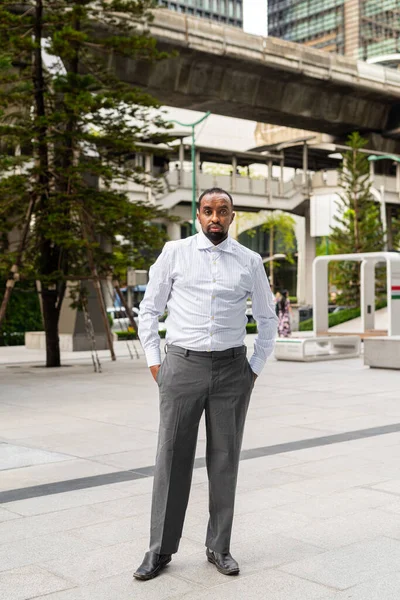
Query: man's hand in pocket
150 365 161 382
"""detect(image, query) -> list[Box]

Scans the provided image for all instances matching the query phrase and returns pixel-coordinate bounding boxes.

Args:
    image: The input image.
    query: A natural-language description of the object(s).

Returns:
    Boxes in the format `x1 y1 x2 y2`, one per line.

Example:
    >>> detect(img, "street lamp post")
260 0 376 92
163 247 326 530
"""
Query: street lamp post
168 112 211 235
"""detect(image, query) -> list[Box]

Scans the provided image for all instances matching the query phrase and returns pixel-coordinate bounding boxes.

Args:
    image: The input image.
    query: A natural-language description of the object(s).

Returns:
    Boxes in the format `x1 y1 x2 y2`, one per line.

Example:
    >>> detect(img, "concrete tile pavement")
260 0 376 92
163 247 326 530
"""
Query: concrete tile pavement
1 340 400 598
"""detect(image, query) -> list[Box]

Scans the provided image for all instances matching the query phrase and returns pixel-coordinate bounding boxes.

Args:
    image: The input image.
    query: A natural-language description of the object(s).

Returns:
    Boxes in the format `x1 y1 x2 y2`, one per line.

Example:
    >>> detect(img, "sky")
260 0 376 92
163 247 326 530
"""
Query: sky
243 0 268 37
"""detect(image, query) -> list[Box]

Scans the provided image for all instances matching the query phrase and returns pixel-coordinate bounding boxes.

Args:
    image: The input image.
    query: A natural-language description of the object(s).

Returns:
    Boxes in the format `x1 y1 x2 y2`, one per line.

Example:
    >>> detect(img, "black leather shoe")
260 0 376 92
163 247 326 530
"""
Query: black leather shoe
206 548 239 575
133 551 172 581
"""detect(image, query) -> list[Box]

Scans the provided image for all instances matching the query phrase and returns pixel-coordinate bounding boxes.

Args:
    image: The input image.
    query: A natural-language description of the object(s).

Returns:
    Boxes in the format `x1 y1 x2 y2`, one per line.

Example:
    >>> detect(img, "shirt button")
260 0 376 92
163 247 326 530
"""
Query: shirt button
212 295 215 299
213 279 216 283
210 333 213 336
211 316 214 320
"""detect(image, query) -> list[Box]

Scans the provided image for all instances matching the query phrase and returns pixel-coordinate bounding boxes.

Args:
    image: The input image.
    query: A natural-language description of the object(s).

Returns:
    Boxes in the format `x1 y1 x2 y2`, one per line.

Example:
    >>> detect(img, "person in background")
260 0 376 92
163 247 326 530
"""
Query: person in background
277 289 292 338
274 291 282 317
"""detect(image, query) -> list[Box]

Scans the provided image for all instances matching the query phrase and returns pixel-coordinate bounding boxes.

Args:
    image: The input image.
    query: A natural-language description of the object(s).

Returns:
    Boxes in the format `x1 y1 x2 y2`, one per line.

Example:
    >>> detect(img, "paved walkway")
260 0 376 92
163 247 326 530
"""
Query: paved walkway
330 307 388 334
1 340 400 599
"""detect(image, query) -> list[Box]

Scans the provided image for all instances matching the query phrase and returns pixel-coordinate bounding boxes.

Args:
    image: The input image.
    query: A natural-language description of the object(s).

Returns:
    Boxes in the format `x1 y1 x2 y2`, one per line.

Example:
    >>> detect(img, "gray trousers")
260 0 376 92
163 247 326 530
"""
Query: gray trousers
149 344 254 555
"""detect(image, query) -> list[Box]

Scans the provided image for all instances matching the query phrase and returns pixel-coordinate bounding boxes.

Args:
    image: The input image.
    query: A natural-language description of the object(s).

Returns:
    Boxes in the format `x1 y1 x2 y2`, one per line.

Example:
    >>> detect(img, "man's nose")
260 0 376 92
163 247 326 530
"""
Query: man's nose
211 213 220 222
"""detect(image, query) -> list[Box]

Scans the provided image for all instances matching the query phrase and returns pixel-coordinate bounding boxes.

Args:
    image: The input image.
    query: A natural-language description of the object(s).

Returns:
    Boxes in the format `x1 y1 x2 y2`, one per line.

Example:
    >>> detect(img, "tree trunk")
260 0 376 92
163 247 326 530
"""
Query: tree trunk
33 0 63 366
41 288 61 367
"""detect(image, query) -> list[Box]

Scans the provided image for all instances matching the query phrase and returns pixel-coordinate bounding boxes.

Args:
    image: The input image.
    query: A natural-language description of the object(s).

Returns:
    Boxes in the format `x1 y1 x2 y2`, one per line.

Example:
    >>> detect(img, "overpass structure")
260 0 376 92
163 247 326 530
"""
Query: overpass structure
119 137 400 304
108 10 400 148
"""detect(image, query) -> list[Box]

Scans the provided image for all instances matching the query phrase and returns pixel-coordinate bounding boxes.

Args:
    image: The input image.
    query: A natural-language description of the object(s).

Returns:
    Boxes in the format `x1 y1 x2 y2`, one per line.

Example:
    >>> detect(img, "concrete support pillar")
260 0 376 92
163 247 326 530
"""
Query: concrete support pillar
267 160 273 203
127 287 133 310
56 281 110 351
279 158 284 196
396 164 400 194
231 155 237 192
102 276 114 310
313 258 329 335
295 217 306 305
167 220 181 241
304 203 316 306
302 142 308 188
361 259 376 331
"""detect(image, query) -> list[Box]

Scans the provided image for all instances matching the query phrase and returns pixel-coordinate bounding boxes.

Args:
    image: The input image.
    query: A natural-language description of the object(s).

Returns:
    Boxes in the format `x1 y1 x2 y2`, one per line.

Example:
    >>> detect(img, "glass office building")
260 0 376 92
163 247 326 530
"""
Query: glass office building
360 0 399 60
268 0 399 61
158 0 243 28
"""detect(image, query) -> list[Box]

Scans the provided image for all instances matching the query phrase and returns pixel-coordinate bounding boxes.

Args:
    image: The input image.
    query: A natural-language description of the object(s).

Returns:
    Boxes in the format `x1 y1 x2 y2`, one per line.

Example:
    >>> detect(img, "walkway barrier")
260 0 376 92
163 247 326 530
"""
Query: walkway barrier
275 336 361 362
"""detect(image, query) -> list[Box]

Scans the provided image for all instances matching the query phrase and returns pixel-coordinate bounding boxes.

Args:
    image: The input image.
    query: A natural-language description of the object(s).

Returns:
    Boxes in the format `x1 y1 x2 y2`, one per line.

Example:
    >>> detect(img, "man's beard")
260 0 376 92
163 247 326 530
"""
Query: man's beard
204 228 227 244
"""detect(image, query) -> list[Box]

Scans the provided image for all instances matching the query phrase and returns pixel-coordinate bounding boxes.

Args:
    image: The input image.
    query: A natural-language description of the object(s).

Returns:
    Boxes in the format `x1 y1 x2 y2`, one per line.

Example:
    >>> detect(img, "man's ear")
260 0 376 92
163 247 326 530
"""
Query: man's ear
231 211 236 224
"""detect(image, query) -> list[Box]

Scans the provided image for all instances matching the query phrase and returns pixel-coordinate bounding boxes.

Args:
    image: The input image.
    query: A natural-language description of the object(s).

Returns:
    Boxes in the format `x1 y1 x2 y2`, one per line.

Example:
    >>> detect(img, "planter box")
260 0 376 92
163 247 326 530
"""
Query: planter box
25 331 111 352
364 337 400 370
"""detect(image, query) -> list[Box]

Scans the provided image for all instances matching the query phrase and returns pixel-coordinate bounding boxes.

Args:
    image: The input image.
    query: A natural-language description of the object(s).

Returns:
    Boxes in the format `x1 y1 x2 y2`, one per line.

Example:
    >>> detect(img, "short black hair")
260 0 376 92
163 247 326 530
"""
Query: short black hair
198 187 234 209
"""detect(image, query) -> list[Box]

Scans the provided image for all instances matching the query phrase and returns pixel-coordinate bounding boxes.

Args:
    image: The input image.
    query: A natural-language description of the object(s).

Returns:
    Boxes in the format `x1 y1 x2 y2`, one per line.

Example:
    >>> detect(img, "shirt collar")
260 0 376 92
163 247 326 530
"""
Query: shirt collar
196 230 233 253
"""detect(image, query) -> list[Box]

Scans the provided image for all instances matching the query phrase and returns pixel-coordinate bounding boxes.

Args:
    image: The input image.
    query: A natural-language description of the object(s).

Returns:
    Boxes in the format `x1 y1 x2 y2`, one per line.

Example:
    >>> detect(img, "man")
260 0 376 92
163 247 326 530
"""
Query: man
135 188 278 581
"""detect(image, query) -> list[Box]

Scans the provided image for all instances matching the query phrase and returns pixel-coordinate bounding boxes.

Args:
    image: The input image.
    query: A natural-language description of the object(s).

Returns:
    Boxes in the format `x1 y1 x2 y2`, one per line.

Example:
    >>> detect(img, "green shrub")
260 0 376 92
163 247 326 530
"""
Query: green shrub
115 330 138 341
0 332 25 346
299 318 313 331
115 323 258 341
0 279 43 346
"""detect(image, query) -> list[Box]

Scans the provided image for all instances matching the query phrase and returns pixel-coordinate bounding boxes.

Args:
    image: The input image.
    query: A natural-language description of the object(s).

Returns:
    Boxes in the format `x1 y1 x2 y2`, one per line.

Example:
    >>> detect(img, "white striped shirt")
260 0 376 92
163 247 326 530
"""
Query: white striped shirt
138 231 278 375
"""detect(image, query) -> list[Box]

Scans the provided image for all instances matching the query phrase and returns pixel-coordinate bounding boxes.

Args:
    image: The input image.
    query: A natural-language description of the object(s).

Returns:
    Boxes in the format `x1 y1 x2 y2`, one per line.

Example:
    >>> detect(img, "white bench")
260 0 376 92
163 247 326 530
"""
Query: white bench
275 336 361 362
364 336 400 370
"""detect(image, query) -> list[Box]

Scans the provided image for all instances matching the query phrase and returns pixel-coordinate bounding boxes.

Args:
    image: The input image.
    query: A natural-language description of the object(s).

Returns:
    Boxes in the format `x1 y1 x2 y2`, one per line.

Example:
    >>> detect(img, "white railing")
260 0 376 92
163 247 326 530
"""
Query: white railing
122 168 400 209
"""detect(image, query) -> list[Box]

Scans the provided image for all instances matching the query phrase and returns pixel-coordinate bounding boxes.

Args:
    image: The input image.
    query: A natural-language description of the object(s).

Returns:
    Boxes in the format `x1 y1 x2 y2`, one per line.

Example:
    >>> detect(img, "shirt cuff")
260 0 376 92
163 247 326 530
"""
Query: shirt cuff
144 347 161 368
249 355 266 376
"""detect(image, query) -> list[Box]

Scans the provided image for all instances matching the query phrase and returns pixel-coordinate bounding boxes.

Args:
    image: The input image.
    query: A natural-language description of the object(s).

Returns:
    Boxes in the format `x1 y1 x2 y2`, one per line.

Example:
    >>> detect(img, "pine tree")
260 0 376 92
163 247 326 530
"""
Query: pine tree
0 1 170 366
330 132 385 306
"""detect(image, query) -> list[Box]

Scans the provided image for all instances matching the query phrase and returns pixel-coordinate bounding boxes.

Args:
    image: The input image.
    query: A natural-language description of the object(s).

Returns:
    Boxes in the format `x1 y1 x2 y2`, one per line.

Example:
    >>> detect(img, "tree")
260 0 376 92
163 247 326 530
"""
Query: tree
0 1 170 366
261 212 296 290
330 132 385 306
